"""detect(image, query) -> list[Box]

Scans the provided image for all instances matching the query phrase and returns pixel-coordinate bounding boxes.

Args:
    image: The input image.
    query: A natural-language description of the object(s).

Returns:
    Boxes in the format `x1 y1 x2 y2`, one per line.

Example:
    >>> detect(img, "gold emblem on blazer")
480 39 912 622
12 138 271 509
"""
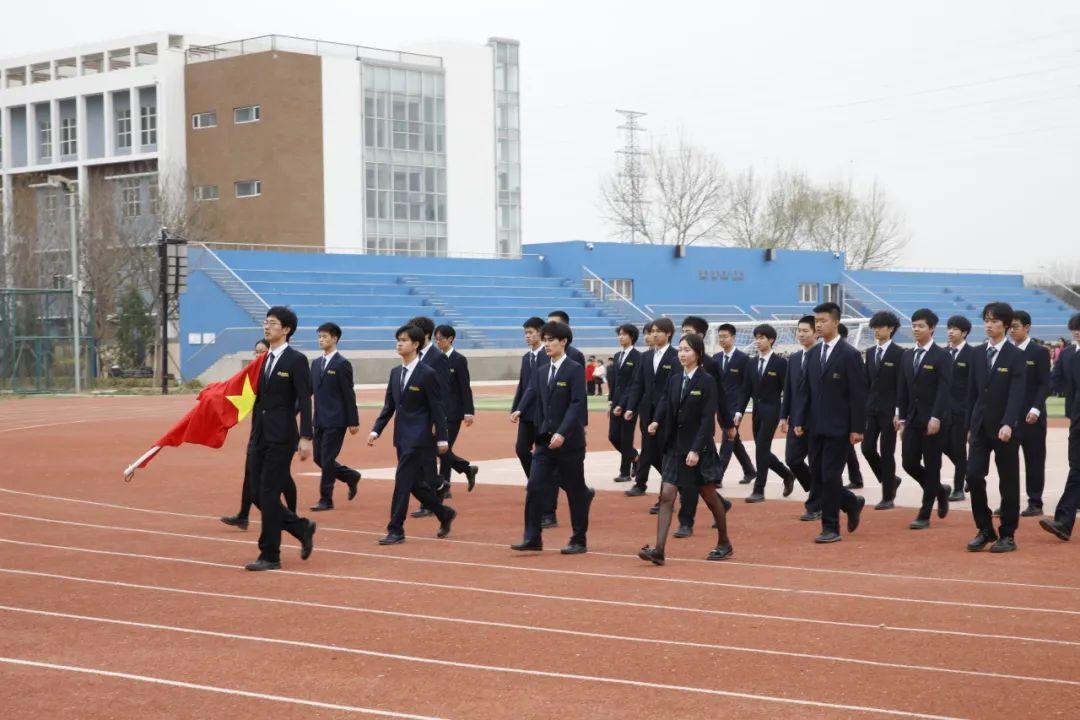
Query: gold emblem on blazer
557 381 568 387
277 371 290 377
998 367 1009 373
690 389 702 396
409 385 421 391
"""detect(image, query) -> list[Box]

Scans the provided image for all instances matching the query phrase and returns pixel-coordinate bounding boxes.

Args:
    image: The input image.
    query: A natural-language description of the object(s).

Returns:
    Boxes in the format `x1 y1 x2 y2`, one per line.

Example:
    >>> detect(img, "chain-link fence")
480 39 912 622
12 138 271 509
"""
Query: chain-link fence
0 289 96 393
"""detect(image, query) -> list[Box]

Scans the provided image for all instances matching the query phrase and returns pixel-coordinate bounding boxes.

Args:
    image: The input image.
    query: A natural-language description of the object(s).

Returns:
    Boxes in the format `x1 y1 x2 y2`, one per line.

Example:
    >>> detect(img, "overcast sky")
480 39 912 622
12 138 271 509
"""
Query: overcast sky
3 0 1078 274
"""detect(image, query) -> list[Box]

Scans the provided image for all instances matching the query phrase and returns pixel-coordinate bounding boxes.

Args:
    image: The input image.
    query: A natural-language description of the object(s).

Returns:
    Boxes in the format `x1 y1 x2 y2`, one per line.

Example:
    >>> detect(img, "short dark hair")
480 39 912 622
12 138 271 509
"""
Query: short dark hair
540 321 572 342
396 324 424 345
982 302 1014 326
616 323 639 343
678 333 706 364
266 306 298 341
838 323 849 338
947 315 972 335
869 311 901 336
753 323 778 342
681 315 709 335
813 302 842 322
1012 310 1032 327
548 310 571 324
1068 313 1080 332
653 317 675 338
798 315 816 330
254 339 270 351
642 320 655 333
523 316 545 331
911 308 939 328
588 355 596 361
317 322 342 340
716 323 737 336
406 316 436 340
435 324 456 340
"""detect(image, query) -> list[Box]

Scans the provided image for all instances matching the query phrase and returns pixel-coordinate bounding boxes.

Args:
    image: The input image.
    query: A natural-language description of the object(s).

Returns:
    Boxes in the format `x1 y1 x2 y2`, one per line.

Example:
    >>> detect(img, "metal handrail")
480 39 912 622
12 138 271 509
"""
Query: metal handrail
841 272 905 317
194 243 270 309
1030 271 1080 307
200 241 540 261
581 265 652 322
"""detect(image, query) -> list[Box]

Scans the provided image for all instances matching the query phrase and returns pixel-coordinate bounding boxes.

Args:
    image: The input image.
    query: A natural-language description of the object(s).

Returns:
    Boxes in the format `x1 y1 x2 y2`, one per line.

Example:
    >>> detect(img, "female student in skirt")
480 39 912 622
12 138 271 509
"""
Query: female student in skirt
640 333 735 564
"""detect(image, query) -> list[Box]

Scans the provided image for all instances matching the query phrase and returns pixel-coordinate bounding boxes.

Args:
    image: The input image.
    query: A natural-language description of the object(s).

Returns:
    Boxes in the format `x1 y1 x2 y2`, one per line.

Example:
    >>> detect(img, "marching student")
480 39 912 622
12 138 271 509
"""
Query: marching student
639 333 736 564
862 311 904 510
1008 311 1050 517
1050 313 1080 419
511 321 594 554
434 325 479 494
511 316 548 478
407 315 452 518
547 310 588 371
243 306 316 571
309 323 361 512
624 318 679 498
713 323 759 484
837 322 867 490
736 324 796 502
617 321 656 493
964 302 1027 554
793 303 867 544
894 309 952 529
780 316 819 520
1038 340 1080 542
944 315 976 502
368 324 457 545
609 323 642 483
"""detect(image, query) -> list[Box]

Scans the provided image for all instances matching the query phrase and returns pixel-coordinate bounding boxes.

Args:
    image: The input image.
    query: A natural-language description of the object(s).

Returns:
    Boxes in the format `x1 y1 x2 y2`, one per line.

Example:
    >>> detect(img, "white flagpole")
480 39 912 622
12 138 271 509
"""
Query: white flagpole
122 446 162 480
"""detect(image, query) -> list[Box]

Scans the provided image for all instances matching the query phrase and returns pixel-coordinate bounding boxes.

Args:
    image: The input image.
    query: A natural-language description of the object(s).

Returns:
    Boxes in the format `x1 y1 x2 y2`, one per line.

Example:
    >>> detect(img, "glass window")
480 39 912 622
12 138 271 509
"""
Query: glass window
140 105 157 146
192 111 217 129
234 105 260 124
60 117 77 156
235 180 261 198
38 118 52 161
193 185 219 201
120 179 141 218
799 283 819 303
148 182 160 215
823 283 843 304
609 279 634 301
116 109 132 149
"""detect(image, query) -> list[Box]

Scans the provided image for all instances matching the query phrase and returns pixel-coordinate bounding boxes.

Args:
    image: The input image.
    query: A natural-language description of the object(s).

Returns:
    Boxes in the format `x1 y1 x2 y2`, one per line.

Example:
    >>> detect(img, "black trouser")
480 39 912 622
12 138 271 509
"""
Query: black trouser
438 419 472 485
862 413 898 500
239 450 296 518
809 434 860 535
751 405 789 494
523 443 591 545
633 414 660 490
943 411 968 492
901 423 946 520
1018 418 1047 508
784 427 815 511
313 426 355 505
717 429 756 479
388 447 451 537
248 442 307 563
608 410 636 476
846 445 864 484
966 429 1021 537
1051 423 1080 533
516 419 559 516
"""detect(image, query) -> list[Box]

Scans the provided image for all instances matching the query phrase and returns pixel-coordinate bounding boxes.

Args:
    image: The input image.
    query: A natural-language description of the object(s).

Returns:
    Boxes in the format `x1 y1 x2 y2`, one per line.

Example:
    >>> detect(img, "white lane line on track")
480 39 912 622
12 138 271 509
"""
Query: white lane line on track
0 607 970 720
3 569 1079 687
0 410 169 434
2 486 1076 593
3 511 1080 617
3 539 1078 651
0 656 449 719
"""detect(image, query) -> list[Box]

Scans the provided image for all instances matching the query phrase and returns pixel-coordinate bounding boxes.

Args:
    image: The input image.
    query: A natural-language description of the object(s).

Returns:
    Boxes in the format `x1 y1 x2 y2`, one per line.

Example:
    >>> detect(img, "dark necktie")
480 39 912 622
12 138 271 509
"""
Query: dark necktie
530 351 536 370
875 346 883 372
617 350 624 368
758 357 766 377
321 356 329 375
821 344 830 374
986 345 997 371
548 363 557 387
949 347 958 363
400 365 408 393
800 351 807 372
680 373 690 401
722 354 729 373
914 348 925 372
263 352 275 384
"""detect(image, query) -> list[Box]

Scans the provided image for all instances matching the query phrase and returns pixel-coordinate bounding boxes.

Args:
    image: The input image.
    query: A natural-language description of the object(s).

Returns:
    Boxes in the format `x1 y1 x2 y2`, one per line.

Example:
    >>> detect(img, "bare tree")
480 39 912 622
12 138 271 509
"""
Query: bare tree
720 168 766 248
843 180 909 269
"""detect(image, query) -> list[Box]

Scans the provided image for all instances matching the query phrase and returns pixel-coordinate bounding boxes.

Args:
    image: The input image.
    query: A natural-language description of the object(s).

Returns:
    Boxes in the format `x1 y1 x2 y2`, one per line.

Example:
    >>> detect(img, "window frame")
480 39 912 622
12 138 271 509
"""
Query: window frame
193 185 219 202
798 282 820 304
234 180 261 199
233 105 261 124
191 111 217 129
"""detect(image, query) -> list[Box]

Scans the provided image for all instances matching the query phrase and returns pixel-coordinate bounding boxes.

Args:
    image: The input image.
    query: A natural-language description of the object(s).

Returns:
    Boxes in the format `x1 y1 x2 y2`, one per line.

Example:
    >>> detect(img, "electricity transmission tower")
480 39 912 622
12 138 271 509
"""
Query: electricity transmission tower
615 109 647 244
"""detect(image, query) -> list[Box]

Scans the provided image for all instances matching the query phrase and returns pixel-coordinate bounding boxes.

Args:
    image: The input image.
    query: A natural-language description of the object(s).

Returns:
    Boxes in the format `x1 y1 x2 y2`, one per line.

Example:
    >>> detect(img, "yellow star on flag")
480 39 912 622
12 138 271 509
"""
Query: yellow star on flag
226 373 257 422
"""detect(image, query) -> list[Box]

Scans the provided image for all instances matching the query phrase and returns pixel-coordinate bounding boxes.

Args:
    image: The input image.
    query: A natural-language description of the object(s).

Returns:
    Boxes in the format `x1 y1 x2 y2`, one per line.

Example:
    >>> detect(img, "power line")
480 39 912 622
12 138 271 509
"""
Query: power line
615 109 647 244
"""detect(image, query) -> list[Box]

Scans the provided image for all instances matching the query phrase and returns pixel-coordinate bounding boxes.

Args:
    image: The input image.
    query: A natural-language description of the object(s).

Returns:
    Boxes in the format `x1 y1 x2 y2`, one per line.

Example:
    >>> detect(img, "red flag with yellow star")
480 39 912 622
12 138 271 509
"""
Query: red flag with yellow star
123 352 267 477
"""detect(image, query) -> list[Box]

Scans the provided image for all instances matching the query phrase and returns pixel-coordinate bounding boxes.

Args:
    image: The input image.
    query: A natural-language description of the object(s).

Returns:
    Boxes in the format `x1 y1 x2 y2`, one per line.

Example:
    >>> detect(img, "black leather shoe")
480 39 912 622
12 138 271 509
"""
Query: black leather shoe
511 540 543 551
909 518 930 530
815 531 842 544
245 558 280 571
874 500 895 510
990 536 1017 553
649 503 660 515
221 514 249 530
966 529 998 552
624 486 646 497
745 493 765 503
937 488 950 519
378 534 405 545
437 507 457 538
613 475 632 483
847 495 866 533
560 543 587 555
707 543 733 561
1039 517 1071 541
949 489 966 503
411 508 435 519
309 502 333 512
673 525 693 538
720 495 733 512
541 515 559 528
638 545 665 565
465 465 478 492
739 474 755 485
1020 504 1043 517
845 481 864 490
782 473 795 497
300 520 316 560
800 511 822 521
346 474 360 501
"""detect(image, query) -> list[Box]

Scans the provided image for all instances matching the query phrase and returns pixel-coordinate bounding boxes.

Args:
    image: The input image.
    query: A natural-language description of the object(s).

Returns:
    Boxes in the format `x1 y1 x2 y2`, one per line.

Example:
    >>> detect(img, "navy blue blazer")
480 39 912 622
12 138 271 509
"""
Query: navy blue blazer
781 347 810 422
966 341 1028 438
652 369 720 457
565 344 589 426
252 345 314 446
1018 341 1050 418
946 343 976 421
1069 350 1080 425
444 349 475 421
511 348 548 423
793 339 867 438
864 342 903 418
738 353 787 414
311 353 359 430
1052 343 1078 417
896 344 952 429
609 347 641 408
713 348 750 417
371 361 448 451
518 357 588 451
625 345 679 424
420 344 451 399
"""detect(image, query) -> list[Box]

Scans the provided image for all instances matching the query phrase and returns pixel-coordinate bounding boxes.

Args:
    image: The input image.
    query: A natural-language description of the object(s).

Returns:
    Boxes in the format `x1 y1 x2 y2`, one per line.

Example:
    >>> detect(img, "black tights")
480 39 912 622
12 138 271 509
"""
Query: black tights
654 481 728 553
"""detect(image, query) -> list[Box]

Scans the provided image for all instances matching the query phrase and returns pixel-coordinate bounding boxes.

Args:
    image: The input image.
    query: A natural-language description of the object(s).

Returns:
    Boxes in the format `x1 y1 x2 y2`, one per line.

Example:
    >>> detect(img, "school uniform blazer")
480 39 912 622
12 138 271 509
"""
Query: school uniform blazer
896 344 952 429
609 347 641 408
1052 344 1078 417
781 348 809 422
565 344 589 426
946 343 976 421
864 343 904 419
793 339 867 438
511 349 548 422
652 370 720 457
625 345 679 424
444 350 475 422
737 354 787 415
311 353 359 430
1018 342 1051 418
966 341 1028 439
371 362 448 451
1069 353 1080 426
420 345 452 400
252 345 313 446
700 352 734 429
713 349 750 418
517 358 588 451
